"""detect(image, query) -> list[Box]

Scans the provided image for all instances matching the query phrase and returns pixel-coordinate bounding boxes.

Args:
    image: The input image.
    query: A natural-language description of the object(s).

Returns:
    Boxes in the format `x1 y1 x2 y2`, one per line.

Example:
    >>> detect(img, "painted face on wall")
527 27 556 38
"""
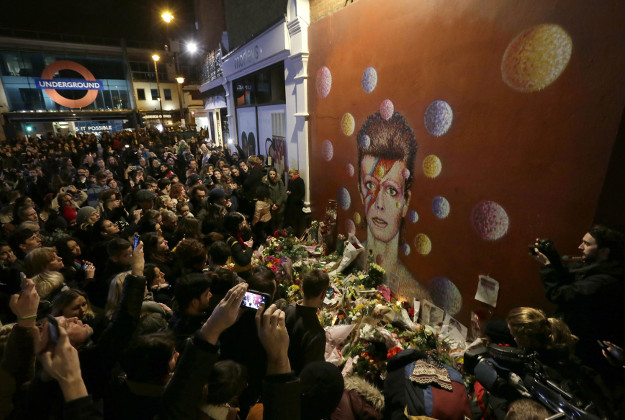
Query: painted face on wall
359 155 410 243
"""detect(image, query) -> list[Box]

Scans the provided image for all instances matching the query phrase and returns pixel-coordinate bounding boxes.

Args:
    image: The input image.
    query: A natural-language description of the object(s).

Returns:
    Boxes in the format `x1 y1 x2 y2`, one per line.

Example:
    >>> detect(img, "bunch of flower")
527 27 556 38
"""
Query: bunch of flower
364 263 385 288
320 208 337 238
263 255 286 274
263 230 308 260
307 220 320 244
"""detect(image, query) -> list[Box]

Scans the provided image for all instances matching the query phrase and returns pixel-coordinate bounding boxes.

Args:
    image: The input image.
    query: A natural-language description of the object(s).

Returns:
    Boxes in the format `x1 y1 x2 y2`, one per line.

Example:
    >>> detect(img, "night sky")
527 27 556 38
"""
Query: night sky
0 0 196 46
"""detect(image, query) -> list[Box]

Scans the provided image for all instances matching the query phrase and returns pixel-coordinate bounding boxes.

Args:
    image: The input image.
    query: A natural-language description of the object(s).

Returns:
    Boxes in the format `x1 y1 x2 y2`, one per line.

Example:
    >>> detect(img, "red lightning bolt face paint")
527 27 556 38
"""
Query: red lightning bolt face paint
360 155 409 243
363 157 396 211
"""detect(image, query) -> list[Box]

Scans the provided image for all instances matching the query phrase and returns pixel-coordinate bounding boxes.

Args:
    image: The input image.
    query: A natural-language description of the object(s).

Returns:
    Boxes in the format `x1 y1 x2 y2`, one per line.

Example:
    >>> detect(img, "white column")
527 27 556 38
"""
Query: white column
285 0 311 210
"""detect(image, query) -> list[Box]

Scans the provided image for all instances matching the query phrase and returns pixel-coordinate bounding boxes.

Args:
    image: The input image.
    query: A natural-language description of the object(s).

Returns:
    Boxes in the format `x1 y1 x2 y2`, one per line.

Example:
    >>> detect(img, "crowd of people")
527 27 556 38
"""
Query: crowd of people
0 128 623 419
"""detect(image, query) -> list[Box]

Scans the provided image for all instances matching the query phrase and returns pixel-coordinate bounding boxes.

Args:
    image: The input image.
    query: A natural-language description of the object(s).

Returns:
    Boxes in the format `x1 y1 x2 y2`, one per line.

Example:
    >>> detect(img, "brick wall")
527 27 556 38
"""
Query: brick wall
310 0 360 23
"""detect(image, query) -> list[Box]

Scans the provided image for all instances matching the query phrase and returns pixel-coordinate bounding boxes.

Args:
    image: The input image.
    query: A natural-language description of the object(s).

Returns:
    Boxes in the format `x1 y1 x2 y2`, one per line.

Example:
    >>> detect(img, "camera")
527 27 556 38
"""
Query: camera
241 290 272 310
464 343 528 376
527 238 555 256
527 238 561 265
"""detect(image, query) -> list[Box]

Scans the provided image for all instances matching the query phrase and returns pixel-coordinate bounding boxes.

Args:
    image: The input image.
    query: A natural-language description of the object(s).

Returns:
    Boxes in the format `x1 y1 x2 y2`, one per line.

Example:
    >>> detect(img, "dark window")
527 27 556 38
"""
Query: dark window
137 88 145 100
233 62 285 108
150 89 159 100
164 89 172 101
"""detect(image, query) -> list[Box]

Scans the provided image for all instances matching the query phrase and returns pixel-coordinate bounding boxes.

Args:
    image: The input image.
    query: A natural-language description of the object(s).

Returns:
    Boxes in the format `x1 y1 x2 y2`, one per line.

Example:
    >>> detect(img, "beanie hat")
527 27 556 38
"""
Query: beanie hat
76 206 97 226
62 206 77 223
209 188 226 201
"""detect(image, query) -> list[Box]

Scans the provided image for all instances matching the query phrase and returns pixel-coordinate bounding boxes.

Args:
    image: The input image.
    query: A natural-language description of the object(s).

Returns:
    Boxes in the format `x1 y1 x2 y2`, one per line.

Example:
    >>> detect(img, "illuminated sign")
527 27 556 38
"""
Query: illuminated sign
35 79 103 90
75 120 123 133
38 60 101 108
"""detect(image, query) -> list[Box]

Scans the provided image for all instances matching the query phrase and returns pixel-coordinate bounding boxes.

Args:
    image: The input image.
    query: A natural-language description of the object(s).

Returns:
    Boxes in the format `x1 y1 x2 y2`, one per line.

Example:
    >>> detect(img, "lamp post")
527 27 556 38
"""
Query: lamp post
152 54 165 131
176 76 185 128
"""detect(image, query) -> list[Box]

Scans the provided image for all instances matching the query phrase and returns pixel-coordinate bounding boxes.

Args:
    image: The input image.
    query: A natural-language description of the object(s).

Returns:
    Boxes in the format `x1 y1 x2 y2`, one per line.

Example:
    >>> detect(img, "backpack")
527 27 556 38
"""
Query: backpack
384 349 471 420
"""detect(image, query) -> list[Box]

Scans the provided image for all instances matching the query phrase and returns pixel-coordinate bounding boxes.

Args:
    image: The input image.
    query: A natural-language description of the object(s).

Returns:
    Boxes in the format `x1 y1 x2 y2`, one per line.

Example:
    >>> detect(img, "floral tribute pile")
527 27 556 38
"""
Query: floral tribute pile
255 228 470 392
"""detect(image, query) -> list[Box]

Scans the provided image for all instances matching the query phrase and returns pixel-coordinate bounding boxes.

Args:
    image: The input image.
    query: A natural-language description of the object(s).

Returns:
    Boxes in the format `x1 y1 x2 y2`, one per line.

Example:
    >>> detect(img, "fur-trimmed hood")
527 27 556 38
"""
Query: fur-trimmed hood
344 375 384 412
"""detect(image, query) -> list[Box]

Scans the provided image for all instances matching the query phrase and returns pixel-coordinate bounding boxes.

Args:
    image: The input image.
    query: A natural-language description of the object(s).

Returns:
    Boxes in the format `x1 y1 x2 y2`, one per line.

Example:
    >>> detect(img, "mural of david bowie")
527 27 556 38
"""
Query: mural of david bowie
356 111 430 301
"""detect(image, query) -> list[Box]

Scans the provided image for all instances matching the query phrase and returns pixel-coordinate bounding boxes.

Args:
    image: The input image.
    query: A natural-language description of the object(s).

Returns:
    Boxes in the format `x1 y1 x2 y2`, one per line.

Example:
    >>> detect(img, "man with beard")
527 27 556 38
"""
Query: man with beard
532 225 625 367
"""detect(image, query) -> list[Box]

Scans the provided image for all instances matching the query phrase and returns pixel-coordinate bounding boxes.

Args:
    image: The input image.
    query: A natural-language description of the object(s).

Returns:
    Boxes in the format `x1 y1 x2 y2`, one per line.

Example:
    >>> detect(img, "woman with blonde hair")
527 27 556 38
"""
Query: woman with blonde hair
24 247 64 277
505 307 615 417
104 271 132 320
506 307 578 356
32 271 67 301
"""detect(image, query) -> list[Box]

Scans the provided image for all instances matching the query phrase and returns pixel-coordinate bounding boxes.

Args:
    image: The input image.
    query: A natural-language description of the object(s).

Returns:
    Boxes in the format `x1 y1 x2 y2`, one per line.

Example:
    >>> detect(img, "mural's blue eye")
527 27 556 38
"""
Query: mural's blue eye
365 181 376 191
387 186 398 196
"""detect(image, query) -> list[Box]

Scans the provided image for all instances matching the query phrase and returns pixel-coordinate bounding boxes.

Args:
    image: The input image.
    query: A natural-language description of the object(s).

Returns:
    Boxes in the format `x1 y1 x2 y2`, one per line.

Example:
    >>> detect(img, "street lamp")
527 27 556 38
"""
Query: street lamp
176 76 185 127
152 54 165 131
186 41 198 54
161 12 174 23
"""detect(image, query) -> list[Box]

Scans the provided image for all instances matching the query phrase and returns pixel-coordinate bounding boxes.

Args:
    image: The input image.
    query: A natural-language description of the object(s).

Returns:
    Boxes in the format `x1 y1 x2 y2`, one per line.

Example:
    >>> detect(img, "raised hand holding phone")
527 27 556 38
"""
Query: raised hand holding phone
38 325 88 402
256 304 290 374
200 282 248 344
10 277 40 328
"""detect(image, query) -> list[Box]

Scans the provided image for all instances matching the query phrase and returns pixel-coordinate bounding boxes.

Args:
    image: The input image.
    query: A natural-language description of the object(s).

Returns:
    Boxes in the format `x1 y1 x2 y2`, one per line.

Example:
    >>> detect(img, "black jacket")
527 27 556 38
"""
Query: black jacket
540 259 625 357
285 303 326 374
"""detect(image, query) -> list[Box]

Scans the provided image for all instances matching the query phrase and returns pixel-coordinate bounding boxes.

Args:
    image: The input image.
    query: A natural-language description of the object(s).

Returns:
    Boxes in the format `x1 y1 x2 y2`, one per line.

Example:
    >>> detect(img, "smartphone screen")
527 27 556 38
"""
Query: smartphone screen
20 272 27 289
241 291 267 310
133 234 140 250
46 315 60 347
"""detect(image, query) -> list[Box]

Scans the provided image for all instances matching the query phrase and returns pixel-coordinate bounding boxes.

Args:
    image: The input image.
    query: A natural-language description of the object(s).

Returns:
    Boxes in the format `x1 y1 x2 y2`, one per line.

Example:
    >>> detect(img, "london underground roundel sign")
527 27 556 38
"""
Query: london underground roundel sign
37 60 102 108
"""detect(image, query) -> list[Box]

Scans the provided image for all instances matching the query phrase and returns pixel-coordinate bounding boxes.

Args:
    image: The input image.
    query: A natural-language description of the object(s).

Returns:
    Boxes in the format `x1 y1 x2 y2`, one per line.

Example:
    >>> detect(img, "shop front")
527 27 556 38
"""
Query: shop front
0 52 134 136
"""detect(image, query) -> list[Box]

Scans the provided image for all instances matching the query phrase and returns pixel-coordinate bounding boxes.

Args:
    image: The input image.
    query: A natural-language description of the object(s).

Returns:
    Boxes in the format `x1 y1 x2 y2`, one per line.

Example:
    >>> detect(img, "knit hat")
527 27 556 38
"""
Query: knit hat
209 188 226 201
62 206 77 223
76 206 97 226
299 361 344 420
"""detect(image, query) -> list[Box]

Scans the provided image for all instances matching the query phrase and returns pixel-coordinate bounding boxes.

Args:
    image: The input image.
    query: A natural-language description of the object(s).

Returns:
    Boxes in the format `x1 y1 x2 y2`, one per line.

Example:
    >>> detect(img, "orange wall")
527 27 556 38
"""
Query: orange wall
307 0 625 324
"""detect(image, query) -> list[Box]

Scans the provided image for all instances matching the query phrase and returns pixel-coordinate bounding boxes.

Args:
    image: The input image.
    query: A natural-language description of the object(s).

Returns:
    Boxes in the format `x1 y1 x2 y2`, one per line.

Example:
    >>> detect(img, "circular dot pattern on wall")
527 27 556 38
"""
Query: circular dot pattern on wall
360 134 371 149
501 24 573 92
361 67 378 93
429 277 462 315
432 196 450 219
423 155 442 178
321 139 334 162
424 100 453 136
316 66 332 98
401 243 411 256
337 187 351 210
345 219 356 235
341 113 355 136
409 210 419 223
471 200 509 240
380 99 394 120
414 233 432 255
353 212 361 225
346 163 355 177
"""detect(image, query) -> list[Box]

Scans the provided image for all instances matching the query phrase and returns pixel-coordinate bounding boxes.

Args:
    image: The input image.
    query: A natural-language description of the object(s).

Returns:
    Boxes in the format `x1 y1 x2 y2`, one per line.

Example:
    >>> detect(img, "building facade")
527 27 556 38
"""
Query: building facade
197 0 311 210
0 33 202 138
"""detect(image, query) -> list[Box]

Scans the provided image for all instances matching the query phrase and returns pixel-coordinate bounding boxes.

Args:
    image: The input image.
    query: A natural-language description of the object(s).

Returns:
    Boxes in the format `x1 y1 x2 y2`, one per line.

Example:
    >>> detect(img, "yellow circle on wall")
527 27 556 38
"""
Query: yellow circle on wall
353 212 361 225
414 233 432 255
501 24 573 92
423 155 442 178
341 113 355 136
